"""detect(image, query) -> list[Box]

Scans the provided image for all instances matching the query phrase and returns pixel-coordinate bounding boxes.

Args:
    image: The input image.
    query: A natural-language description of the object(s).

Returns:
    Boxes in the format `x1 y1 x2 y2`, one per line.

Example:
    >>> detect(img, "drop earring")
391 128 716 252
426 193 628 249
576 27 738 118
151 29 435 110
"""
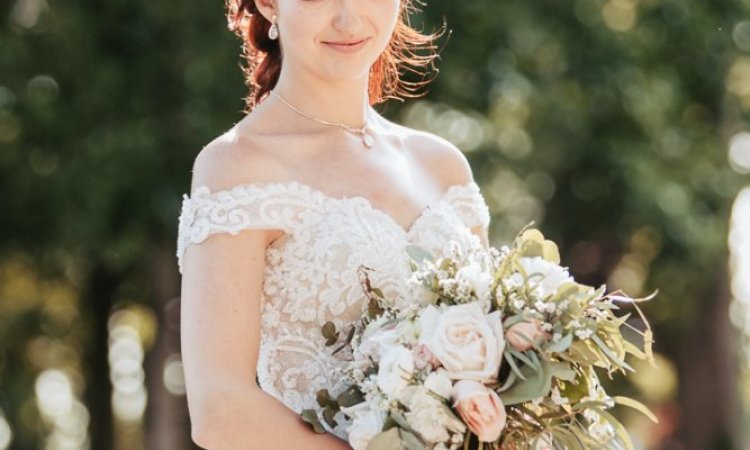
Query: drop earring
268 14 279 40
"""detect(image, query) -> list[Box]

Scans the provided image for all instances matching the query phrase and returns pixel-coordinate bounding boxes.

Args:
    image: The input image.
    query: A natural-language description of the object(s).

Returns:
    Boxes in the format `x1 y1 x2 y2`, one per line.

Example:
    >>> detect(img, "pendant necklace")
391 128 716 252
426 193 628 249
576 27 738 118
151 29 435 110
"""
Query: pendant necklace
268 90 375 148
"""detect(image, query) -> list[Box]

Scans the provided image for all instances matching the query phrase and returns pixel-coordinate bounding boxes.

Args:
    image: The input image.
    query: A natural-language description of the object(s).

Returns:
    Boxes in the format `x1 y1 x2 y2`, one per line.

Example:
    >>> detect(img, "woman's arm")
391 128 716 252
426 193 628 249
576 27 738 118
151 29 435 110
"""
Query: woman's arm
179 144 352 449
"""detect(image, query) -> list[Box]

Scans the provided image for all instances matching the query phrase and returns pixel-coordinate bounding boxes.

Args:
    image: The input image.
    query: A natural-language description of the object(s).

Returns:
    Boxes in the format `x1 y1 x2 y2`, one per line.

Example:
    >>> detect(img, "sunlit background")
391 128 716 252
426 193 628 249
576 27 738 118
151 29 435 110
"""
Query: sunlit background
1 0 749 448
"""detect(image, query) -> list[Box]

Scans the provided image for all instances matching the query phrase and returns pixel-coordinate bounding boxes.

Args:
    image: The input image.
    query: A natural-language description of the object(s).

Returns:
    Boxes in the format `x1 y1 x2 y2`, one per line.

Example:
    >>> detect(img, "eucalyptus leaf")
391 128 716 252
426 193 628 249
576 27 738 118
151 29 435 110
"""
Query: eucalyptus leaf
548 361 576 381
545 333 573 353
368 297 385 320
322 321 339 346
405 244 434 264
613 396 659 423
521 228 546 243
322 406 338 428
560 372 590 403
332 325 357 355
383 411 425 448
497 370 517 392
367 428 406 450
401 429 427 450
552 426 584 450
508 348 540 373
567 341 602 365
643 329 655 361
571 400 613 411
503 351 527 381
503 312 535 328
522 241 545 259
336 385 365 407
591 334 634 371
500 360 552 405
382 415 398 431
316 389 337 408
542 240 560 264
300 409 327 434
621 339 647 360
389 410 412 431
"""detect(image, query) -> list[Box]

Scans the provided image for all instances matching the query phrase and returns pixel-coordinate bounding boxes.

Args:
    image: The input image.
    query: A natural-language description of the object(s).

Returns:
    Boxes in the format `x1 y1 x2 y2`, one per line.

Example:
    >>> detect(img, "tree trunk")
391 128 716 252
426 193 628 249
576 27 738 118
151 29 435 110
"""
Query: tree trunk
82 262 118 450
673 259 737 449
144 243 196 449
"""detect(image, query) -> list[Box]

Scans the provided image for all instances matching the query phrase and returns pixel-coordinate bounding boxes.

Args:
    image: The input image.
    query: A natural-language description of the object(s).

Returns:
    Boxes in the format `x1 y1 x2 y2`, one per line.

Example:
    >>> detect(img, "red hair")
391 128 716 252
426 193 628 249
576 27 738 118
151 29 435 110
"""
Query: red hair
225 0 446 112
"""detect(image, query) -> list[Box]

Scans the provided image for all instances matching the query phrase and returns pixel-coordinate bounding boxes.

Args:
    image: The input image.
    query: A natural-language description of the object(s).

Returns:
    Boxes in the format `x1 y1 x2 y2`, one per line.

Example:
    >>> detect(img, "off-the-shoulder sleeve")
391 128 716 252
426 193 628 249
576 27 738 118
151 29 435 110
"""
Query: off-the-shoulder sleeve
445 182 491 230
176 183 310 274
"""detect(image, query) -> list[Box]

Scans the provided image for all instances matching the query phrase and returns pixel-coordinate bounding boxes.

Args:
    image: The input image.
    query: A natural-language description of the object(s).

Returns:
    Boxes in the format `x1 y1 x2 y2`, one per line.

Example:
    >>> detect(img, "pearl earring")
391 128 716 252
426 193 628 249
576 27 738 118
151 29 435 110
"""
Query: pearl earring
268 14 279 40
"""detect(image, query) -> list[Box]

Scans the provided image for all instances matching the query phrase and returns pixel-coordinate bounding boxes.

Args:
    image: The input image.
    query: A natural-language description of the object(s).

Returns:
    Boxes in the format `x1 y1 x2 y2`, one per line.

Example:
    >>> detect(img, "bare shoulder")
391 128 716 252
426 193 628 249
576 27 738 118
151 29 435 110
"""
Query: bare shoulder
189 124 289 194
391 122 475 188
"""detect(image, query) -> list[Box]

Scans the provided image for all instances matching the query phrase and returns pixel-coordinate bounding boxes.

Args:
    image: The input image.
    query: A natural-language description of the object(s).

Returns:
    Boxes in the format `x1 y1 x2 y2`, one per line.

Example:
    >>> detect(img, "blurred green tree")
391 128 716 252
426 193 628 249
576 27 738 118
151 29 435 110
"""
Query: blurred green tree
0 0 747 448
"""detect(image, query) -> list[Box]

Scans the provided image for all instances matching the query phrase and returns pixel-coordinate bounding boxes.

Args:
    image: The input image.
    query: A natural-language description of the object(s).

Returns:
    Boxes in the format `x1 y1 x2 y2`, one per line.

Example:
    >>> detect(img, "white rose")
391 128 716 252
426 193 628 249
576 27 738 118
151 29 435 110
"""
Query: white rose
419 302 505 382
402 386 466 444
455 262 493 302
424 369 453 400
377 345 415 399
340 401 386 450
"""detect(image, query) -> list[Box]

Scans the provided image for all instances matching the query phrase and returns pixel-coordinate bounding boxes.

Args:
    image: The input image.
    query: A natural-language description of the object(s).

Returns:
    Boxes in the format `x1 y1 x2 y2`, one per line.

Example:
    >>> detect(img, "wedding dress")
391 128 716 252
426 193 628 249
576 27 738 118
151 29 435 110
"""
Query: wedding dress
176 179 491 441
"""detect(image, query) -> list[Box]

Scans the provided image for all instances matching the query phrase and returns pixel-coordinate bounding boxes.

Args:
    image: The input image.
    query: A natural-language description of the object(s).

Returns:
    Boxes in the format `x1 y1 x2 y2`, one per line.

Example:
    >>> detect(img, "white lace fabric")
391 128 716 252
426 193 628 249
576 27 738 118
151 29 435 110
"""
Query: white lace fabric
176 180 491 440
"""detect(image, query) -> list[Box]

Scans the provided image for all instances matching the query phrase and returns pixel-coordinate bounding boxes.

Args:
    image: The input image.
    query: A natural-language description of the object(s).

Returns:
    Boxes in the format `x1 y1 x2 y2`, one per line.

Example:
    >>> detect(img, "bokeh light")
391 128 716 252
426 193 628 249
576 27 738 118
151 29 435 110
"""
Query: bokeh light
0 410 12 450
108 311 148 424
34 370 90 450
729 132 750 175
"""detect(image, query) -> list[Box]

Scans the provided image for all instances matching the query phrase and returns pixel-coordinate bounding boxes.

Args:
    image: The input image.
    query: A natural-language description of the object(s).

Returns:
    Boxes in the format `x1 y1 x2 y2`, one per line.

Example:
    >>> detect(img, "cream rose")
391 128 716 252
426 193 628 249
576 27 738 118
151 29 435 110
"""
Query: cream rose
419 303 505 382
451 379 507 442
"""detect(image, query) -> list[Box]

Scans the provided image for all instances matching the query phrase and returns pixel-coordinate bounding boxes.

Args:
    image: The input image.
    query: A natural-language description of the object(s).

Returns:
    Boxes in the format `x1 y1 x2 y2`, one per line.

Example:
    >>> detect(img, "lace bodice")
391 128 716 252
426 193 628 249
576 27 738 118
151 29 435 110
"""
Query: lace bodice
176 179 491 441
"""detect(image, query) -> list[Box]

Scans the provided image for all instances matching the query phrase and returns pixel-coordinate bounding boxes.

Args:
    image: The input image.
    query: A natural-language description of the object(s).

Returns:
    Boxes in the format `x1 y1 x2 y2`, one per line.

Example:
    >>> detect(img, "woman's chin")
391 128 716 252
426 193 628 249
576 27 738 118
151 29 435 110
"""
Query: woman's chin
318 64 374 83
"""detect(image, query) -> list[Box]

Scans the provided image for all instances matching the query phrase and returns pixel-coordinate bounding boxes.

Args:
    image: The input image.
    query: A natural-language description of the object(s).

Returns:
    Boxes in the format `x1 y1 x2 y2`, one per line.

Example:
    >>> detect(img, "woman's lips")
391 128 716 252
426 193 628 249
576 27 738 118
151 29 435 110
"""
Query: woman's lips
322 37 370 54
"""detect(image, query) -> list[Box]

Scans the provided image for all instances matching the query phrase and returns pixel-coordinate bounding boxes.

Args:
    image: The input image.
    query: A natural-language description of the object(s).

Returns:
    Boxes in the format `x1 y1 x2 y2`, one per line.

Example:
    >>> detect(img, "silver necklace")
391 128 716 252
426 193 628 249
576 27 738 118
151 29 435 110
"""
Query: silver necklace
268 90 375 148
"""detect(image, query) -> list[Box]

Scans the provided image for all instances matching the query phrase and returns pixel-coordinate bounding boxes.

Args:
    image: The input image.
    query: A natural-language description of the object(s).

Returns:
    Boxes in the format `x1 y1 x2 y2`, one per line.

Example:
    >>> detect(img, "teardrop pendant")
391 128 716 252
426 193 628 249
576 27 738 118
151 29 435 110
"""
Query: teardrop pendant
363 133 374 147
268 23 279 40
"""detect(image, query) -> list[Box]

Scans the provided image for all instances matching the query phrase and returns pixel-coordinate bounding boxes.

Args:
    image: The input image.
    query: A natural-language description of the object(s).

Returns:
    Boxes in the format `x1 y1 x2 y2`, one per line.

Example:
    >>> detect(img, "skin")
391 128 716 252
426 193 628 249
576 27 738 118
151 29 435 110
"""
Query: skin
180 0 490 448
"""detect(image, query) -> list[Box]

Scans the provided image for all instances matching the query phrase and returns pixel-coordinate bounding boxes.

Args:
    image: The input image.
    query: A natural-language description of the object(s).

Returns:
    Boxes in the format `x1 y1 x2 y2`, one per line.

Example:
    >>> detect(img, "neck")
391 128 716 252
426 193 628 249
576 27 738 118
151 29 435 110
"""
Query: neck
269 60 373 129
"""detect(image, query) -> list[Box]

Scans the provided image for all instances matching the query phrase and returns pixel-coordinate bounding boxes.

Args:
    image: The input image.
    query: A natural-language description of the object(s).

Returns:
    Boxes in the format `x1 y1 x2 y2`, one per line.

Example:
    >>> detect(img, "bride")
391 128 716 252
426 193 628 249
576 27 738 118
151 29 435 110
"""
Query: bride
176 0 491 448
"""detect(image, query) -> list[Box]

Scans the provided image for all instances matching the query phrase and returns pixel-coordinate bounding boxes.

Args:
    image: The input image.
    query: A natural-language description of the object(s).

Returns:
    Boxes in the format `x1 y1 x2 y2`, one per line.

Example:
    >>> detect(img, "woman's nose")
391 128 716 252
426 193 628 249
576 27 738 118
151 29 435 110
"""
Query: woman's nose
332 0 363 32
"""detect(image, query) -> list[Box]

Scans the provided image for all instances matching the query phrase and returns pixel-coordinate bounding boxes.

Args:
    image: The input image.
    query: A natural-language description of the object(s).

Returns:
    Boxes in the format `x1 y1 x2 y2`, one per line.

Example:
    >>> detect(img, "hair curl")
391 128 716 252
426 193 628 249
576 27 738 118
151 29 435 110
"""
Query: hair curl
225 0 447 112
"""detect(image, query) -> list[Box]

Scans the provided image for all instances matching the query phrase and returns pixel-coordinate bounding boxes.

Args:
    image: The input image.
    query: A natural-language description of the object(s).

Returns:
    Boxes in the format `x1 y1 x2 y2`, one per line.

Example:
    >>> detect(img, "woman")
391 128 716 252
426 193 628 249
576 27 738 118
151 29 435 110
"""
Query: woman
176 0 492 448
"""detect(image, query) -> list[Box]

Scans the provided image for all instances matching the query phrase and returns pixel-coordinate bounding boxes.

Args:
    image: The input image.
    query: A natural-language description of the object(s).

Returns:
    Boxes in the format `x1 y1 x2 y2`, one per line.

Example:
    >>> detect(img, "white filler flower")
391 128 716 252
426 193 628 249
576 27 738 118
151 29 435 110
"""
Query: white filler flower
376 345 415 400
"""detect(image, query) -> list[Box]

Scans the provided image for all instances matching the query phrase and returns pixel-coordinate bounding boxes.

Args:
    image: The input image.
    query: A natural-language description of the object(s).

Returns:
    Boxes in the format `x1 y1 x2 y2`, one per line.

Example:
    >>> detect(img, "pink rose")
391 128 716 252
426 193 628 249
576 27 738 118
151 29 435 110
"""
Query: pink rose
505 319 547 352
451 379 507 442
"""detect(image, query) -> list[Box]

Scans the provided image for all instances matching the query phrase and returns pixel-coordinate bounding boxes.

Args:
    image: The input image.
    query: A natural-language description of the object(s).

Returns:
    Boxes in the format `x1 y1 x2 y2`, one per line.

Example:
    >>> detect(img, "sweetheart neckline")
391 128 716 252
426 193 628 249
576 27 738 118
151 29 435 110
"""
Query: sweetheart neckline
189 179 481 236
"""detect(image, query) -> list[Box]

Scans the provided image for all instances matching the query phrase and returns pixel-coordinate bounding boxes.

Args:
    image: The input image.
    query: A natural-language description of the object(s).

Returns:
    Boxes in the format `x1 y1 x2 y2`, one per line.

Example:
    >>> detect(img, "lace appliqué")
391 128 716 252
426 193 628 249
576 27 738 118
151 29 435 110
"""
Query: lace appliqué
176 180 491 441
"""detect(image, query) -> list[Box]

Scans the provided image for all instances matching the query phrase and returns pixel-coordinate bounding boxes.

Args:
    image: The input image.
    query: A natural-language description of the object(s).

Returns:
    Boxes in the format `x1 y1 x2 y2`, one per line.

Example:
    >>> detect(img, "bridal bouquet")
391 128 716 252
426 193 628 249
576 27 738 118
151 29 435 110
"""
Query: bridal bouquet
302 225 658 450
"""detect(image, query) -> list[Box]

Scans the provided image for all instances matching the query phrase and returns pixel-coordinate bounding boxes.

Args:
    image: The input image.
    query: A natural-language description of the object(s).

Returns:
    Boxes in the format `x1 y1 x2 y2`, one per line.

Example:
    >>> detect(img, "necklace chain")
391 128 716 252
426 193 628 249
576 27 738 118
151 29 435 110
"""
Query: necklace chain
268 90 375 148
